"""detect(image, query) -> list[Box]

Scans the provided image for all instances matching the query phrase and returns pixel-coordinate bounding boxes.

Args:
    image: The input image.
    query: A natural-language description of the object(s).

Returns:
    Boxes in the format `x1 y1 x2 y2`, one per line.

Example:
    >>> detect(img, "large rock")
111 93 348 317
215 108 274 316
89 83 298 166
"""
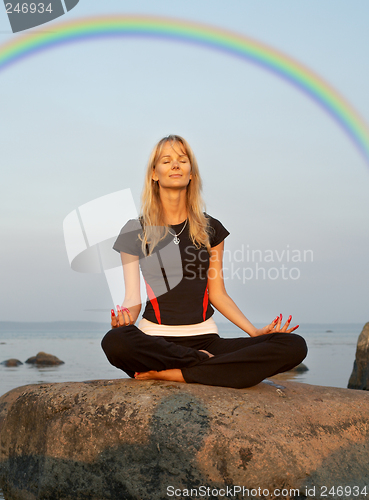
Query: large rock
25 351 64 366
1 379 369 500
348 322 369 390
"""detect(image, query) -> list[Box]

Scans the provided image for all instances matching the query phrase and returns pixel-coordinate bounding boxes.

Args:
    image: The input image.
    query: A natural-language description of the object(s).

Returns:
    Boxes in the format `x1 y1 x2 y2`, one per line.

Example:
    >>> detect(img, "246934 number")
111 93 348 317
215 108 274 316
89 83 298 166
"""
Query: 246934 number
5 3 53 14
321 485 368 497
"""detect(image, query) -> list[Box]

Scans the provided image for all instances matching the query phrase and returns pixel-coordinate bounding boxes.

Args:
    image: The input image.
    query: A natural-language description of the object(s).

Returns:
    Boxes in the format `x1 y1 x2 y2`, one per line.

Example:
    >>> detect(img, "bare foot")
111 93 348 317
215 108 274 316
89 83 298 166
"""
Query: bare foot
134 369 185 383
134 351 213 383
199 349 214 358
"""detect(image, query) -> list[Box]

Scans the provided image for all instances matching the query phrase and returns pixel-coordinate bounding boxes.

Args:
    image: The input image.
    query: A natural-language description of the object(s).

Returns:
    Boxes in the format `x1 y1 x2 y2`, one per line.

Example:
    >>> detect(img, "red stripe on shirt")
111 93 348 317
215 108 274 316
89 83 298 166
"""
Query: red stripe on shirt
202 281 209 321
144 279 161 325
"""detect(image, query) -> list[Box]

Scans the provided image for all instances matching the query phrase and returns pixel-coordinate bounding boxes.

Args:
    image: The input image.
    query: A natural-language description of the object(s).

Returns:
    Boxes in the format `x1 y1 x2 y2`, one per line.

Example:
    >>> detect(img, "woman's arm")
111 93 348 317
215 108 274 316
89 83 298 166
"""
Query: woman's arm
207 241 298 337
111 252 141 327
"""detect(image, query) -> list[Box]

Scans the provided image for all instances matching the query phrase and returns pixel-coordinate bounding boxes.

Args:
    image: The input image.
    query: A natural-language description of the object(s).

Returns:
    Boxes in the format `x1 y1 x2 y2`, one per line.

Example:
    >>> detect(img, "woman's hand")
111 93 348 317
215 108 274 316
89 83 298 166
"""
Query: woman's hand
252 314 299 337
111 305 134 328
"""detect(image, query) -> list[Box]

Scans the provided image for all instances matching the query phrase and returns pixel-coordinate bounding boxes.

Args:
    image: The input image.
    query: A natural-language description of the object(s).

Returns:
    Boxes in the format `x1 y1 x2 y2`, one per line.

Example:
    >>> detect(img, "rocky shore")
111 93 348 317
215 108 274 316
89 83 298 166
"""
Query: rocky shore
1 378 369 500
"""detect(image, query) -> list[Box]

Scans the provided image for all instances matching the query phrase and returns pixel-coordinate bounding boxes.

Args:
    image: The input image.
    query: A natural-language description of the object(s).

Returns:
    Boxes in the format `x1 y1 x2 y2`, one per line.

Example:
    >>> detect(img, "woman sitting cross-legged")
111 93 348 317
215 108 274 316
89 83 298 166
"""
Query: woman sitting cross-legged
101 135 307 389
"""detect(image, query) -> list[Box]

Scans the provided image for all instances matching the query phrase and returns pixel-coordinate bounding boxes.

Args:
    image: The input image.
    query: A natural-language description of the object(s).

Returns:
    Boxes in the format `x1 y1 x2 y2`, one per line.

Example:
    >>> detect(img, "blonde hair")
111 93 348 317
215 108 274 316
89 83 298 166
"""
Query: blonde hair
140 135 211 255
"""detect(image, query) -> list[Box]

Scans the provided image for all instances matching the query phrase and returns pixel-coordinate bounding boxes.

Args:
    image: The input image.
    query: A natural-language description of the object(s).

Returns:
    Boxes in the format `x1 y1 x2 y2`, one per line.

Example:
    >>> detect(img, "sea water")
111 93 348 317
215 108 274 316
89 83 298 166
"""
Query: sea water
0 321 365 499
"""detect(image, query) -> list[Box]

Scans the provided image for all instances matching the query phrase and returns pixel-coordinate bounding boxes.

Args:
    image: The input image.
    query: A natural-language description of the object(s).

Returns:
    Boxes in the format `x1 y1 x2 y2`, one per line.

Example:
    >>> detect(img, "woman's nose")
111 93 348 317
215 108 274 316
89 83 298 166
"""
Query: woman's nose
171 160 179 168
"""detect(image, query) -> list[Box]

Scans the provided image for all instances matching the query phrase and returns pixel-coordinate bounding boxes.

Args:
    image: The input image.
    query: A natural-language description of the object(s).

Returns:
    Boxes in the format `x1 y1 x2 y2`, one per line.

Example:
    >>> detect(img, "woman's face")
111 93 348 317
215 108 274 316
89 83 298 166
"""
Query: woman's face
152 141 192 189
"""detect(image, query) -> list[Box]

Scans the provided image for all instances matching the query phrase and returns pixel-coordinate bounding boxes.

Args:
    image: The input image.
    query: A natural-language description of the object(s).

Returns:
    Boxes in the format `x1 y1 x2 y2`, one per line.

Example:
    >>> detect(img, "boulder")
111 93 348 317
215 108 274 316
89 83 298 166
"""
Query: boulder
0 359 23 367
269 363 308 381
25 351 64 366
1 378 369 500
348 322 369 390
288 362 308 373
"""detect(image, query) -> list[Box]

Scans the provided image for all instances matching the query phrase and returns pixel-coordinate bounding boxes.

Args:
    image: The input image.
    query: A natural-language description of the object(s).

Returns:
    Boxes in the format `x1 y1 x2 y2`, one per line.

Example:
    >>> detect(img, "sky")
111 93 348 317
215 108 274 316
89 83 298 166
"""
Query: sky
0 1 368 325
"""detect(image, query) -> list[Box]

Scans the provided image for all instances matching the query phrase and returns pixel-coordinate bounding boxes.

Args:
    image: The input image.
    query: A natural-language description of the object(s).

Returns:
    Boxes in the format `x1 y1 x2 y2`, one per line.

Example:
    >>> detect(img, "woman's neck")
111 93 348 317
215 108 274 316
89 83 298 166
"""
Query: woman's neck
159 187 188 225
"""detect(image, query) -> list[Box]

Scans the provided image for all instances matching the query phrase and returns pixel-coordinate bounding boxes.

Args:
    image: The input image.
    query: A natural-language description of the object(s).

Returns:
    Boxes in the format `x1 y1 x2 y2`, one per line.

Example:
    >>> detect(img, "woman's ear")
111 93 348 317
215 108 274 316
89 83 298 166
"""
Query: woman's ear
152 168 158 182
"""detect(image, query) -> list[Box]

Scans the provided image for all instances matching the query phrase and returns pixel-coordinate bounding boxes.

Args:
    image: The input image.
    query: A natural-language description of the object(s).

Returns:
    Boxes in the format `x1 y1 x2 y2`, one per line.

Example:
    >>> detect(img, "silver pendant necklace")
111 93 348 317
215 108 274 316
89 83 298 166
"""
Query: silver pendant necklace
168 219 188 245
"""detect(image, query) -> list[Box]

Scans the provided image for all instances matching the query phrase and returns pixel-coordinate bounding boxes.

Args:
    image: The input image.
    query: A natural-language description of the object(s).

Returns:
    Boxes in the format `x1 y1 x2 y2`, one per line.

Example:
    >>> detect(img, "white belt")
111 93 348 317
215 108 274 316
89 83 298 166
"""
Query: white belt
138 317 219 337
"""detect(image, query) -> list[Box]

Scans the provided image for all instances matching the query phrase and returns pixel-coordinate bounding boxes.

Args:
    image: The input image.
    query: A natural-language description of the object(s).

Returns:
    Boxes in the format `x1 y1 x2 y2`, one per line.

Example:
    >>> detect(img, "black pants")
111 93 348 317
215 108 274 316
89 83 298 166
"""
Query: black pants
101 325 308 389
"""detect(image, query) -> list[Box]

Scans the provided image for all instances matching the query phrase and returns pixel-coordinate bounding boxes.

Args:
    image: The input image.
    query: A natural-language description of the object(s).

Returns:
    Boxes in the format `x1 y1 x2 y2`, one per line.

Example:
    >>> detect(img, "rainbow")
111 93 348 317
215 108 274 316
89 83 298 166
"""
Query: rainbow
1 15 369 165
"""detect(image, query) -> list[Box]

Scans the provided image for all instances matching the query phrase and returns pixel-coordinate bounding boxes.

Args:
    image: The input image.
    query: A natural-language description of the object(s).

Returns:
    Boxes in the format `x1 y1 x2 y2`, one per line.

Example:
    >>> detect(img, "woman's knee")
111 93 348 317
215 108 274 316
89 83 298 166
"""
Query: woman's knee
288 333 308 363
101 325 137 360
272 332 307 364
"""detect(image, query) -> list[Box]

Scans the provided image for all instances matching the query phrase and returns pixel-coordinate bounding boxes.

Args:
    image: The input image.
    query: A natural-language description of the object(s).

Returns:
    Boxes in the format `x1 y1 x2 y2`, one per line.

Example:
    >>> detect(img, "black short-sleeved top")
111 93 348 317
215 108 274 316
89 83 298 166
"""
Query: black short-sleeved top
113 214 229 325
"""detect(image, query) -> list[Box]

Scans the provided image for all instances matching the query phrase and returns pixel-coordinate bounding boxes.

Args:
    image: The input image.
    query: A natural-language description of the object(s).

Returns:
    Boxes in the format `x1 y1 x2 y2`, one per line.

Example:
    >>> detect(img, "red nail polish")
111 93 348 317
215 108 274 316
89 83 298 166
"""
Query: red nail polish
111 309 115 317
116 305 121 311
288 315 292 322
280 314 283 321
